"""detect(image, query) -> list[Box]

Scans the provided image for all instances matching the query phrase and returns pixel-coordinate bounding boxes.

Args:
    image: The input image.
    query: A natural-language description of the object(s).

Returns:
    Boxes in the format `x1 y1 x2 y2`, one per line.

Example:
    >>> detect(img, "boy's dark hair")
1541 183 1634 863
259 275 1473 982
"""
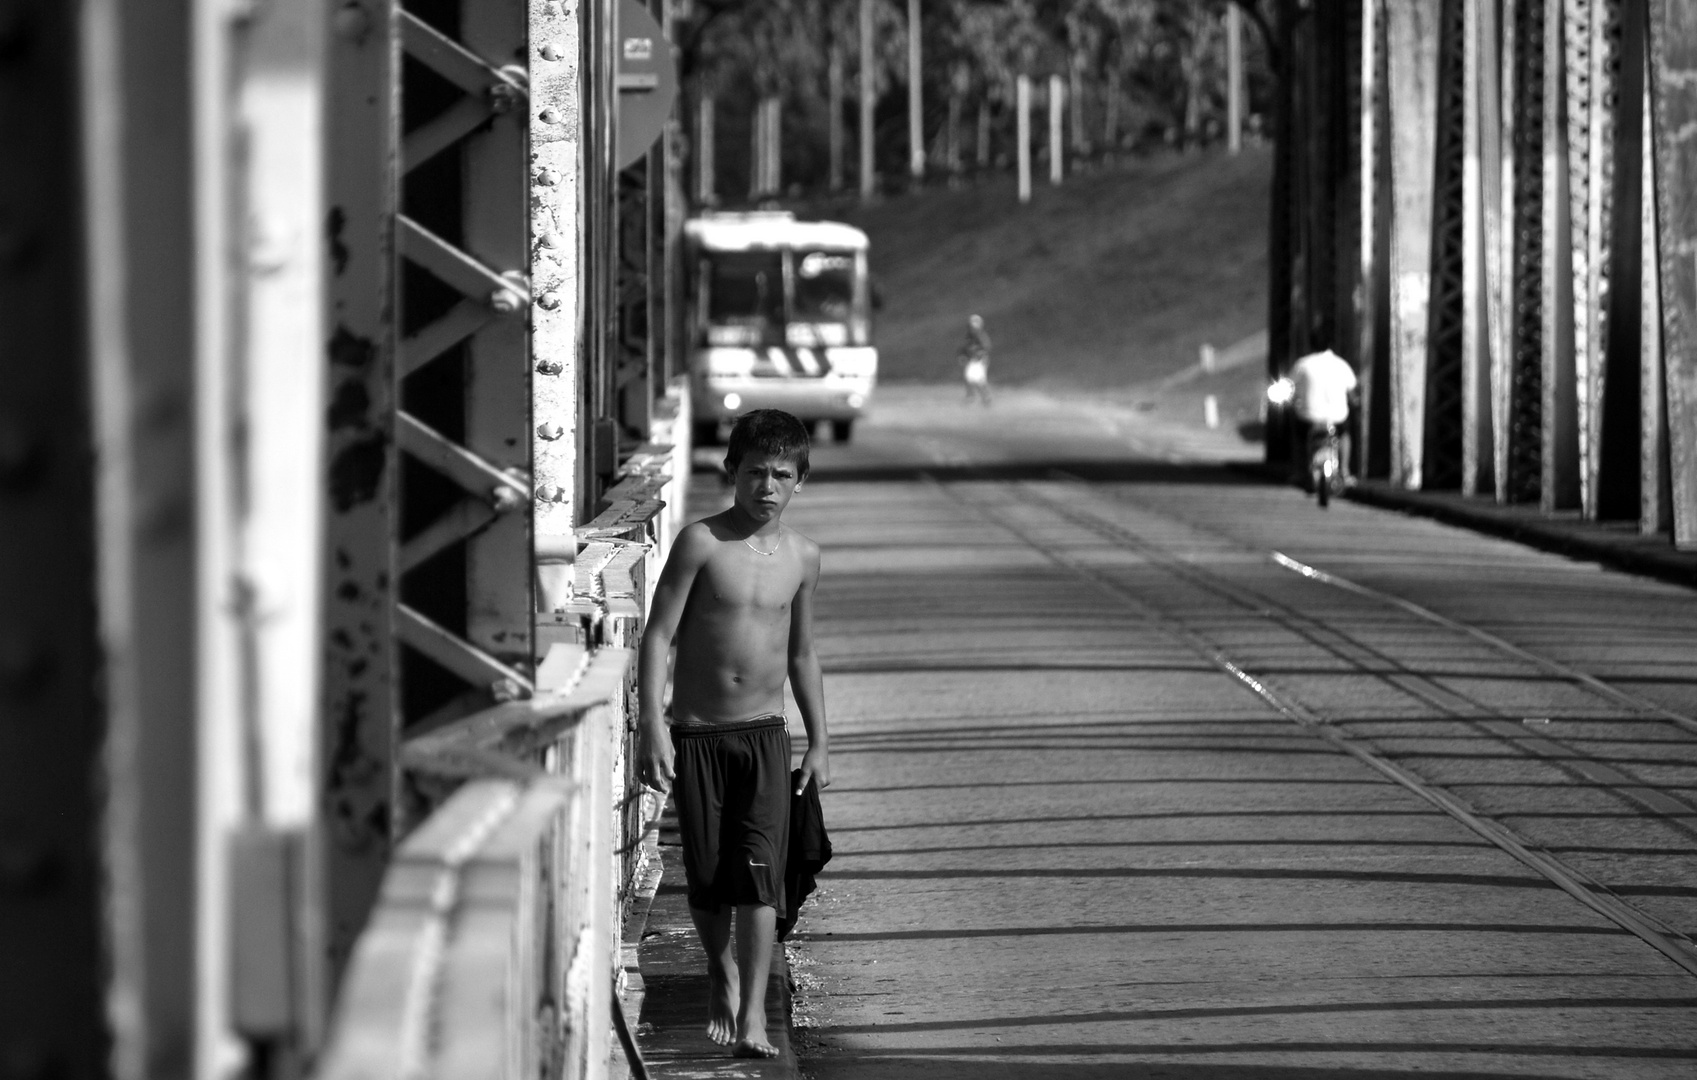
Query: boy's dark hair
724 409 811 477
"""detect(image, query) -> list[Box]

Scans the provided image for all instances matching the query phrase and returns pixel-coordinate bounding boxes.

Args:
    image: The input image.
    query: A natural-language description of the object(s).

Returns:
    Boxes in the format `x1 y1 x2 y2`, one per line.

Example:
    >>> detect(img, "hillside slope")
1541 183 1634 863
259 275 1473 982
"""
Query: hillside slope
827 146 1271 392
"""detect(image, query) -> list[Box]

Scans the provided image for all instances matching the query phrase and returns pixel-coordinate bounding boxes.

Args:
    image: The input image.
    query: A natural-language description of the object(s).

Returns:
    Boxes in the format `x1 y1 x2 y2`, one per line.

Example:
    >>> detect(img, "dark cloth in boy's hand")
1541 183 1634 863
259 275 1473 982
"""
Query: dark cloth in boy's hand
778 769 832 941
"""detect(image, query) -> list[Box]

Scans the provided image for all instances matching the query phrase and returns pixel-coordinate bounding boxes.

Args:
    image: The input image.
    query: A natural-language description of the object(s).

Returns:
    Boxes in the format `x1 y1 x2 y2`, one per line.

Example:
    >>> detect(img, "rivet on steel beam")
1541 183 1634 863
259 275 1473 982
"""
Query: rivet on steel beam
490 84 521 115
538 107 563 125
0 633 50 698
0 417 43 489
536 359 564 377
536 483 565 504
490 678 528 703
333 1 372 43
537 291 562 310
491 486 526 515
540 42 566 62
534 167 561 187
537 422 565 442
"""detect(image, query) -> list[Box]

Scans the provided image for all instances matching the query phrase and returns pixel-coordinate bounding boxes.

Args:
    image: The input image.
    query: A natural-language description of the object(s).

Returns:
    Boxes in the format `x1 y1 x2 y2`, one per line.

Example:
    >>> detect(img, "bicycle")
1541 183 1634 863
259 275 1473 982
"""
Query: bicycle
1310 422 1344 508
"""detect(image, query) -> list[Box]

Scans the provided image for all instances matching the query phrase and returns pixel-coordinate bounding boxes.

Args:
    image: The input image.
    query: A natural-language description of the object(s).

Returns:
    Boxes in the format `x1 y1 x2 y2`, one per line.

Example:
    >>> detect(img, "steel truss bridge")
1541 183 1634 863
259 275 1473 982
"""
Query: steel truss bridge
1267 0 1697 550
5 3 1697 1080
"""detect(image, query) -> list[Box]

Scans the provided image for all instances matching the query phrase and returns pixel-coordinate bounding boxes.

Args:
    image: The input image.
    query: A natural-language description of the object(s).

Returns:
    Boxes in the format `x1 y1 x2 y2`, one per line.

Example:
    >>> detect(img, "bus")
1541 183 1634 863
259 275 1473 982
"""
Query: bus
683 210 877 445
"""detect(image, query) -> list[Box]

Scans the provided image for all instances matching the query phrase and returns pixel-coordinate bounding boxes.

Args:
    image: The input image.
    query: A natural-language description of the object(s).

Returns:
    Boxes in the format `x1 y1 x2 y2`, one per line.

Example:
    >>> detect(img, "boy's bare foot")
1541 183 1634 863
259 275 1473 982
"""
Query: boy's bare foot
733 1008 777 1058
706 966 740 1045
731 1037 779 1059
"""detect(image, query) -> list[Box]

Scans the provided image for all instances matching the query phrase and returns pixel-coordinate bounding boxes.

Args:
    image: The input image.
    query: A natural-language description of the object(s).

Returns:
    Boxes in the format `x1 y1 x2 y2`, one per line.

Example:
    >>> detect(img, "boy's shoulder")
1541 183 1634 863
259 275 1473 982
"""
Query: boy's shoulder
671 517 725 560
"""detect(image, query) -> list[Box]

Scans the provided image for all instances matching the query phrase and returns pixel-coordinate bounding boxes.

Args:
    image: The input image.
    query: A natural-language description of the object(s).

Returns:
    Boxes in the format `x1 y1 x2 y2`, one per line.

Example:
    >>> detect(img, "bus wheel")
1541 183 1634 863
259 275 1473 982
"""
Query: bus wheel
692 420 720 447
831 419 854 444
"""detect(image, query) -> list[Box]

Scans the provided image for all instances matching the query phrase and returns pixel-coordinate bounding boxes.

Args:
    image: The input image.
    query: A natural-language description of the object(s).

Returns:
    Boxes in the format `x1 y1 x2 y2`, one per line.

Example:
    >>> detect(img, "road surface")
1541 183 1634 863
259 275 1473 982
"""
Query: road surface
683 385 1697 1079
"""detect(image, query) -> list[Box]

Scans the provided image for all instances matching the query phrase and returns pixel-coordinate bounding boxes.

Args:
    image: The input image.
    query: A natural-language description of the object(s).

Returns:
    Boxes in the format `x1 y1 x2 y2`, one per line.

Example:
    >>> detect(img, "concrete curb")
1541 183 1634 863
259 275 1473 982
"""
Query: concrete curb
1224 462 1697 591
1343 481 1697 592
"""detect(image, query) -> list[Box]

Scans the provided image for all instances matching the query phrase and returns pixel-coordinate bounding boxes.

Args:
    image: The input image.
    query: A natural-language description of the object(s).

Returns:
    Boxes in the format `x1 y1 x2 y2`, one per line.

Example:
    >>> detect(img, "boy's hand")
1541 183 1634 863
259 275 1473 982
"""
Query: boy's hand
795 745 830 796
640 727 675 794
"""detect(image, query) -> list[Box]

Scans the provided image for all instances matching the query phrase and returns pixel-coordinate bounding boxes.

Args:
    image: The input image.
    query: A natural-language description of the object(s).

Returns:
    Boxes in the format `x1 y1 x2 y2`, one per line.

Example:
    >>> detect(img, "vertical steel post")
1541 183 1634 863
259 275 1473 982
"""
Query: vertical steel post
81 0 206 1072
1640 36 1670 534
462 0 534 668
1105 67 1121 154
1069 48 1087 159
908 0 923 181
3 6 108 1079
1017 74 1032 202
698 95 715 205
860 0 876 200
1506 0 1548 503
1386 0 1443 487
750 99 764 199
1485 0 1515 499
830 44 845 191
1265 0 1296 466
1228 3 1244 154
1647 0 1697 548
1420 0 1468 491
1543 0 1580 511
532 0 584 609
322 0 401 990
1049 74 1064 185
1355 0 1385 479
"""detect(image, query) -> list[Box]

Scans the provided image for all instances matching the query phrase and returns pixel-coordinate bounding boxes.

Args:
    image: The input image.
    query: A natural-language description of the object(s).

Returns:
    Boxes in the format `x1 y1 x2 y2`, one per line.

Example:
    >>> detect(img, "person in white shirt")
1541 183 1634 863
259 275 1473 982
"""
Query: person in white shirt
1289 348 1359 483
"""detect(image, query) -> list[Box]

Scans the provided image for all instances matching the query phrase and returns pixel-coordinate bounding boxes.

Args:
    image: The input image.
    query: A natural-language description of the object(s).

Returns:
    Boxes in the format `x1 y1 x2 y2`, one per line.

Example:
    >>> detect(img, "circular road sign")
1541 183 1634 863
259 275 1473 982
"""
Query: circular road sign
616 0 678 170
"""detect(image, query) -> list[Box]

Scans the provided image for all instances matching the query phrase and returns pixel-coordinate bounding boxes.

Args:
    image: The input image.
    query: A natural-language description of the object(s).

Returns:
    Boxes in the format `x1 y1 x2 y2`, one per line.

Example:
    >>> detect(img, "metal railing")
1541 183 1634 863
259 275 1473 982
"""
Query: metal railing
316 383 691 1080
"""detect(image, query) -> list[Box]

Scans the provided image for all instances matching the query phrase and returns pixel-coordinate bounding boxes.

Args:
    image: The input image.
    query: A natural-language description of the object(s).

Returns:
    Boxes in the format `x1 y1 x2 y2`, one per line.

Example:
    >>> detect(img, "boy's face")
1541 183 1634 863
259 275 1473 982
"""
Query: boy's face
728 450 804 524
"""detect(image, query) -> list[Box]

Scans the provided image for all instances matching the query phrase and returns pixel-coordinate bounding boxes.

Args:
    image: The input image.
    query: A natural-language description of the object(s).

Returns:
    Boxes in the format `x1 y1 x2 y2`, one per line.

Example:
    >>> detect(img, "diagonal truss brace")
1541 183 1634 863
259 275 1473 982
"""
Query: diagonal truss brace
398 215 531 311
396 603 536 697
397 411 530 509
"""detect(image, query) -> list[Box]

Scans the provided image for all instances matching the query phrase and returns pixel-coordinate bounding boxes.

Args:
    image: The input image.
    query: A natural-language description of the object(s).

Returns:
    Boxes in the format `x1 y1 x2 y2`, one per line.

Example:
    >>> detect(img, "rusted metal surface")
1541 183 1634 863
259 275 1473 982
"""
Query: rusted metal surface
462 0 535 672
1422 0 1469 491
1542 0 1580 512
1648 0 1697 548
1386 0 1442 486
1362 3 1396 479
530 0 584 606
1641 55 1671 535
324 0 404 989
1479 0 1510 500
1506 0 1548 503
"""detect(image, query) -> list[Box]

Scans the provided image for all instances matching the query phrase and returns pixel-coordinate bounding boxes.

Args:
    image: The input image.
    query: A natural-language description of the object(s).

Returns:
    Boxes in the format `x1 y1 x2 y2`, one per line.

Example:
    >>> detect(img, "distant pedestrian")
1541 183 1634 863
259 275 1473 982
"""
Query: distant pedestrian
959 313 992 405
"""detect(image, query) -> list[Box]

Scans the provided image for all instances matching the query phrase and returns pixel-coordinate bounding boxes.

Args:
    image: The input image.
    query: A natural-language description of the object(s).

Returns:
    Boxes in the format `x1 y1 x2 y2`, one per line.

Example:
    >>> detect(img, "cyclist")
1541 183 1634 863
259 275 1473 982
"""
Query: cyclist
1289 348 1358 491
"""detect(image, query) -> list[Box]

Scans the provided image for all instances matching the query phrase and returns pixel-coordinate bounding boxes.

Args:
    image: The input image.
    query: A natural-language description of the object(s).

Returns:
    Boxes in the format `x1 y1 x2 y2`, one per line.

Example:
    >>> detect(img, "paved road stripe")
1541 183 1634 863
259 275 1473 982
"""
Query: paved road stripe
932 475 1697 982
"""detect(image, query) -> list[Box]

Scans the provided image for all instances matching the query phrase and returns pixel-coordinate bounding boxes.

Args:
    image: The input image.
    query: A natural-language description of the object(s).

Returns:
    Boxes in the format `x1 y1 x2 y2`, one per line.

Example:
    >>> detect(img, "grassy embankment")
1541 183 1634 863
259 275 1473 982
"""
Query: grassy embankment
815 145 1274 433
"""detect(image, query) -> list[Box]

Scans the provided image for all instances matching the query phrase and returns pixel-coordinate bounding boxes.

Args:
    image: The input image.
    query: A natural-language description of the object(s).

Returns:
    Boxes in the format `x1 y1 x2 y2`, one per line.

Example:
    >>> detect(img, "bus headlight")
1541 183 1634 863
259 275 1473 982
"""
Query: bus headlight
846 393 865 409
1266 377 1295 406
723 393 742 411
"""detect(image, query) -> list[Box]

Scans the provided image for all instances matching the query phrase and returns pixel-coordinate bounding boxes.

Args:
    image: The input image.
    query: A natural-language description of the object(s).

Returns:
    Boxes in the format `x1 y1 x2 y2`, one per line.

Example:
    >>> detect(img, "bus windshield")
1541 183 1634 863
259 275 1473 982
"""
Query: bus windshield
792 249 856 323
706 251 784 324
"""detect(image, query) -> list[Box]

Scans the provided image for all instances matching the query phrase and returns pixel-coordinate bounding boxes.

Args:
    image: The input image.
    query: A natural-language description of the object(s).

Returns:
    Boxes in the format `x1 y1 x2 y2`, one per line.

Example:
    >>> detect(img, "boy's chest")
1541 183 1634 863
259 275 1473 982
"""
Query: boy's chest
695 550 802 612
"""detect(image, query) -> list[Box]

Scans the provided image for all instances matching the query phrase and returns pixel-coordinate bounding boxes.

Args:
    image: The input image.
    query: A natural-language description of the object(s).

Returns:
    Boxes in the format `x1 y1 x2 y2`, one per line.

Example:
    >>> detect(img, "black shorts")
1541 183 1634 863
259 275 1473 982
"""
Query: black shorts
671 715 791 912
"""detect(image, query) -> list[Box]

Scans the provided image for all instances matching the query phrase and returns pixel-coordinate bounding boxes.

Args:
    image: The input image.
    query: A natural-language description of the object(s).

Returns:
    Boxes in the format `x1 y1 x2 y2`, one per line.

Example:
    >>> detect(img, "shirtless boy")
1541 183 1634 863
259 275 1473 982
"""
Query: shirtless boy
638 409 830 1059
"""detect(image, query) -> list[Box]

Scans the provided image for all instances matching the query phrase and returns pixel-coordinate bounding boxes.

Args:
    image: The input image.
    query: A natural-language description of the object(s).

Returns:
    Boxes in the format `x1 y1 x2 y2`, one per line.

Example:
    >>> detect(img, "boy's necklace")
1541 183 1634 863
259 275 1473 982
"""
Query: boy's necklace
743 529 779 556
